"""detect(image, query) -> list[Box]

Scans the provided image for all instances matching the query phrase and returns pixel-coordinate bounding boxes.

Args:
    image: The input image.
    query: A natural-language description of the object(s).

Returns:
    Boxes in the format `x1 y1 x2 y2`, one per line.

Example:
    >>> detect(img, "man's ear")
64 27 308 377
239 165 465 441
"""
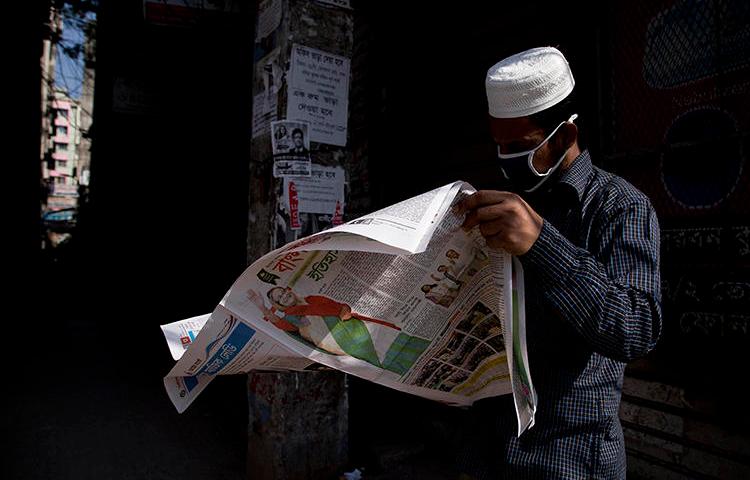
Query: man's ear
558 121 578 151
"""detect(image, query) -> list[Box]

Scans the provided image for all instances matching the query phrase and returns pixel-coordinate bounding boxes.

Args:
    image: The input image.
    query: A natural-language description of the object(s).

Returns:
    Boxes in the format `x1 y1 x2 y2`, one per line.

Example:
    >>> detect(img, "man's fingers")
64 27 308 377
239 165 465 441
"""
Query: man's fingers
462 209 481 230
462 202 513 230
455 190 516 215
478 218 506 238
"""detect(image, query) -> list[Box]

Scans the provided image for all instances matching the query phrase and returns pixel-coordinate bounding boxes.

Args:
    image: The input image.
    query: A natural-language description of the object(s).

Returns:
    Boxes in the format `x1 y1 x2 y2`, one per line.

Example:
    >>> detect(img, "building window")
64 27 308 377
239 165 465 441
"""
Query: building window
57 160 68 168
55 177 66 184
56 126 68 136
56 108 69 120
55 142 68 152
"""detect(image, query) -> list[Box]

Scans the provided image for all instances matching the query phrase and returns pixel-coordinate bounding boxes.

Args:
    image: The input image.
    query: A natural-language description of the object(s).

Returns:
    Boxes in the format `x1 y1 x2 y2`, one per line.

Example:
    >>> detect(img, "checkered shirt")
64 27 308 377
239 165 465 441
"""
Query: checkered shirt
456 150 662 479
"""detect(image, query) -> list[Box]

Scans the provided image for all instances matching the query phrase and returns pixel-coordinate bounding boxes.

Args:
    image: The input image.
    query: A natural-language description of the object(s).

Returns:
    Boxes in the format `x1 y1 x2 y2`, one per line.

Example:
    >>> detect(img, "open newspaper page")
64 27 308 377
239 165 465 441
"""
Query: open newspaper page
324 181 462 254
163 306 320 413
162 181 537 434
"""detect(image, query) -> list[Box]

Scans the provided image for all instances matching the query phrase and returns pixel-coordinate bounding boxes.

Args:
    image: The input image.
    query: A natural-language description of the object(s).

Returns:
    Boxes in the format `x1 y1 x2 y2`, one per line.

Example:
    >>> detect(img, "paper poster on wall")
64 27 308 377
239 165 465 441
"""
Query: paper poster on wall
283 164 345 217
271 120 312 177
252 92 278 139
252 48 281 139
258 48 282 96
274 164 346 249
255 0 282 41
286 44 351 147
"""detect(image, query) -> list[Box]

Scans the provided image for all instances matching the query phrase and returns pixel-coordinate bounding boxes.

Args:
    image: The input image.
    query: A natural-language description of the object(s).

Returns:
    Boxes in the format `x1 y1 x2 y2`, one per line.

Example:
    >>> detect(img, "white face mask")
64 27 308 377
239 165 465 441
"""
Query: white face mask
497 113 578 193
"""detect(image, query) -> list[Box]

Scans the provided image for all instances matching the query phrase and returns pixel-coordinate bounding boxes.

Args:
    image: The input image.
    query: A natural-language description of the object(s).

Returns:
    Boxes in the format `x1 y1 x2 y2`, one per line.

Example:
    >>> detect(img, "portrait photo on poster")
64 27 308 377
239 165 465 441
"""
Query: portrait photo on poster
271 120 311 155
271 120 312 177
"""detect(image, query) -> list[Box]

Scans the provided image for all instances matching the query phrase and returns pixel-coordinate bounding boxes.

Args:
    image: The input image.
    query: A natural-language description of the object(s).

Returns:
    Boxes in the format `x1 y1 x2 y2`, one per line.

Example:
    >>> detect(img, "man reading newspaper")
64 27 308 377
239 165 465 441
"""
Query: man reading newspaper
161 46 660 480
452 47 662 479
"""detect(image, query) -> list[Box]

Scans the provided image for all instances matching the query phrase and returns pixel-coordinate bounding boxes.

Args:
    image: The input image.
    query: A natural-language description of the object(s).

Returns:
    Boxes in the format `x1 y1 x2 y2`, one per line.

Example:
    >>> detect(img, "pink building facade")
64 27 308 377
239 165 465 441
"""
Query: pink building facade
43 92 80 211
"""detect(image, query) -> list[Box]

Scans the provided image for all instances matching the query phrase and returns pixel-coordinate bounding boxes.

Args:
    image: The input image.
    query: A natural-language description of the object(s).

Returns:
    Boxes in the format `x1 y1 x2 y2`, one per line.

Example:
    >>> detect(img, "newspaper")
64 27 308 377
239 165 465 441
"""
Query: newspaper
161 181 537 435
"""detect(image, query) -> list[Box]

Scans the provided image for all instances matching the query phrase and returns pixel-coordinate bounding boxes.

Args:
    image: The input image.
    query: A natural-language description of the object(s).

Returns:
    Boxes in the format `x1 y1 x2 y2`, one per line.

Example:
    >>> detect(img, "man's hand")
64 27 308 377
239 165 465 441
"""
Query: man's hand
456 191 543 255
339 304 352 321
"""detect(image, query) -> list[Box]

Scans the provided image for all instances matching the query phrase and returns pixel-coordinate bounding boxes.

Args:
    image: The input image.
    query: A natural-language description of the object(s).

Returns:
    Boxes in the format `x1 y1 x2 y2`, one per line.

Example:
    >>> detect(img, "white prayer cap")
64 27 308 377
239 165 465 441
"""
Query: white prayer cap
485 47 575 118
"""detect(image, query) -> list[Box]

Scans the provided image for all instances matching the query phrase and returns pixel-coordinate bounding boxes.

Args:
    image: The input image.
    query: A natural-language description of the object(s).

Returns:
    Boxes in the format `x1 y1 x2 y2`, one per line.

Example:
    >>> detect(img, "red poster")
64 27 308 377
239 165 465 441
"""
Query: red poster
332 200 343 226
289 181 300 229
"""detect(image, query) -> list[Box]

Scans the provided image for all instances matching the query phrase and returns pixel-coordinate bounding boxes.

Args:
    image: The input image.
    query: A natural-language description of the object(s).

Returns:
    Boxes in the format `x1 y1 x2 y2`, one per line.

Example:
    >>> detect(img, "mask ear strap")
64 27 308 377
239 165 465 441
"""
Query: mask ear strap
547 113 579 162
558 113 579 153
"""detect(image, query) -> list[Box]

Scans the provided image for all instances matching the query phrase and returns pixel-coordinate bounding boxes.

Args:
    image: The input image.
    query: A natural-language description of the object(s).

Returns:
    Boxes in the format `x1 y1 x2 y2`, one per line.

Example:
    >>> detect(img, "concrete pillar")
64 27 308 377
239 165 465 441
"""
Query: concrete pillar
246 1 365 478
246 0 358 260
247 371 349 479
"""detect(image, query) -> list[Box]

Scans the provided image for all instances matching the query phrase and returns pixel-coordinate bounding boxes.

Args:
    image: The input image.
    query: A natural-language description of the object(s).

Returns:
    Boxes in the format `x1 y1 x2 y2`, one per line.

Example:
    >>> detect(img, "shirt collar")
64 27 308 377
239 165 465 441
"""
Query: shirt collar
556 149 593 202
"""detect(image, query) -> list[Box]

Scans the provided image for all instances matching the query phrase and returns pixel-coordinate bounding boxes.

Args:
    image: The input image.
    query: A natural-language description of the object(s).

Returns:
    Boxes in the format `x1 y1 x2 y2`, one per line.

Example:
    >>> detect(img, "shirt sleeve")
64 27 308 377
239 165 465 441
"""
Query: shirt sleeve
519 199 662 362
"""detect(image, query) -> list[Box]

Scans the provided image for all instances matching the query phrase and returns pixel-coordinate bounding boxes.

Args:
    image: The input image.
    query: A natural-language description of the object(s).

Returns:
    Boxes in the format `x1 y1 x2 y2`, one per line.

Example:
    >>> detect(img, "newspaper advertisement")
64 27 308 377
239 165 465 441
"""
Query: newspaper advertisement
162 181 537 435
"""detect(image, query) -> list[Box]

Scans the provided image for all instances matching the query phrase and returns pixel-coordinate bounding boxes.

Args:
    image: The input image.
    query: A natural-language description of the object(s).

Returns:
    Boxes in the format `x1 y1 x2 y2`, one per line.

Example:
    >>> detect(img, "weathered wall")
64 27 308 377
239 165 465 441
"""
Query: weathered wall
605 1 750 477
